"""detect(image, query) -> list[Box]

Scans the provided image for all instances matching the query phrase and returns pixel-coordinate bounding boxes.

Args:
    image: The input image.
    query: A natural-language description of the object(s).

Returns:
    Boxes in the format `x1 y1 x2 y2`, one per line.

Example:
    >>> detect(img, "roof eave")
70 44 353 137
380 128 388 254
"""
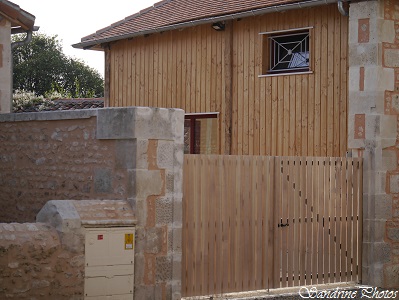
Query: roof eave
0 0 36 31
73 0 341 50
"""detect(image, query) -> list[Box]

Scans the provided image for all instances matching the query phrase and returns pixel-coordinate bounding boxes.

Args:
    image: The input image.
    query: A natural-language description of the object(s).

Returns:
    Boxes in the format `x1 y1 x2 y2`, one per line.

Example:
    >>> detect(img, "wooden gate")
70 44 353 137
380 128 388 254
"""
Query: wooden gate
182 155 363 297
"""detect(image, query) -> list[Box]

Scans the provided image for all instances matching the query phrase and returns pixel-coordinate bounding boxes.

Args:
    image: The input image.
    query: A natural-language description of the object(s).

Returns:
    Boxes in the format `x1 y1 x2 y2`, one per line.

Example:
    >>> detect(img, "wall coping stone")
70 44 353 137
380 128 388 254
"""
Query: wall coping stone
0 109 98 122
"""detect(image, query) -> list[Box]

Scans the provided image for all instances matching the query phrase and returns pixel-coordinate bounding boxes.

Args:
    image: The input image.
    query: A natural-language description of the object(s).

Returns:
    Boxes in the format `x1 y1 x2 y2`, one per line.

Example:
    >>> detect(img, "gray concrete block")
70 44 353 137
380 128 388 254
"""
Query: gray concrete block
115 140 136 170
97 107 136 139
374 194 393 220
362 218 386 243
93 168 112 193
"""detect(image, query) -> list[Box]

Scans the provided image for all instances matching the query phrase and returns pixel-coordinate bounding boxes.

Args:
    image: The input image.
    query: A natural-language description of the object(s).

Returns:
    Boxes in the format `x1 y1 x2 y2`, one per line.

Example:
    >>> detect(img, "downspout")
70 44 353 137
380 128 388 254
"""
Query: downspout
10 29 33 111
337 0 349 16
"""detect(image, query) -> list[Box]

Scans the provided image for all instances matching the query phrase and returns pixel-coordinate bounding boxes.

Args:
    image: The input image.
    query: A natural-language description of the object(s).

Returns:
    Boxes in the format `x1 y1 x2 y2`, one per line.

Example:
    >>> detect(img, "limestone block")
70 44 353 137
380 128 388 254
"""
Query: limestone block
155 197 173 225
384 48 399 68
365 114 380 140
382 149 397 171
128 169 163 199
157 141 174 170
378 19 396 43
172 254 182 281
349 0 381 20
381 138 396 149
349 43 380 67
380 115 397 140
384 264 399 288
365 66 395 92
134 253 145 285
36 200 81 232
155 255 172 283
390 174 399 194
136 139 149 170
387 227 399 242
348 91 385 115
172 200 182 227
135 225 166 255
169 227 182 253
349 67 360 92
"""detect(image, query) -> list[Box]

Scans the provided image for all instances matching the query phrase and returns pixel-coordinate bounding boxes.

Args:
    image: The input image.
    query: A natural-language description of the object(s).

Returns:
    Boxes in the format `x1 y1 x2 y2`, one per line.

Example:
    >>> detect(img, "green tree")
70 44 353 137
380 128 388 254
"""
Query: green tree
12 33 104 98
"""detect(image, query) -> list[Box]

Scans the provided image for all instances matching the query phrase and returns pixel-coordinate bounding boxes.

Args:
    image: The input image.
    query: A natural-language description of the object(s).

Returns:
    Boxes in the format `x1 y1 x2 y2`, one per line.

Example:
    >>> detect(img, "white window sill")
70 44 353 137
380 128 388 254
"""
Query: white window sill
258 71 313 78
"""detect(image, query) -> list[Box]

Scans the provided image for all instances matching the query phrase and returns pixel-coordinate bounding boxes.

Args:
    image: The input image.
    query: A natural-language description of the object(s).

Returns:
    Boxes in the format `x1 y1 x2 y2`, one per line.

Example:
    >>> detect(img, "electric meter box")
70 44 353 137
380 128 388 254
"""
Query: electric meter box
84 227 135 300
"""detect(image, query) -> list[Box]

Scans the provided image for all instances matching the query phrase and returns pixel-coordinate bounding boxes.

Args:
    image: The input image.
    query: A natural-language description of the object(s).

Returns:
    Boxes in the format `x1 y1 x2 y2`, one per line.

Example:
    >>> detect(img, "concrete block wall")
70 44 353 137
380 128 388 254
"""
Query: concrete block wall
348 0 399 288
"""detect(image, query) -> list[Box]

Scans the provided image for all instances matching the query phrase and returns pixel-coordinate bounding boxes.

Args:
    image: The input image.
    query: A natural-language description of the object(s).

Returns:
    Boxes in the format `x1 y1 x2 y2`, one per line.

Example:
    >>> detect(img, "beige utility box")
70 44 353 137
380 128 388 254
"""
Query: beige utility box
84 227 135 299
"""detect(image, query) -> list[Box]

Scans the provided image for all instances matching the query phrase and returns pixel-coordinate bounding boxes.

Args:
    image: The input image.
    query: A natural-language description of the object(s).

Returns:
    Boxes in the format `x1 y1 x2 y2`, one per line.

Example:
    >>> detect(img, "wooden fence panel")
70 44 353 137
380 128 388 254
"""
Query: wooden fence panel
182 155 362 297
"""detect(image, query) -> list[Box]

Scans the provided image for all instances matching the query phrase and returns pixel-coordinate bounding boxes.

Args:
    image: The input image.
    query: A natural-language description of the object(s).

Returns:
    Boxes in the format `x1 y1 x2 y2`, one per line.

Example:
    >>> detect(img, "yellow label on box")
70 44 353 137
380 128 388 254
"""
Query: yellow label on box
125 233 134 250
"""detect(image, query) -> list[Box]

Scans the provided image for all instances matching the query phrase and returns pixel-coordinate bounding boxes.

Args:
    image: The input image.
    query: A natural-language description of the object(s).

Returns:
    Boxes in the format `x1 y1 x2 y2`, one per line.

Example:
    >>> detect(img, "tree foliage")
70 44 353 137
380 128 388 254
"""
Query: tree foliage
12 33 104 98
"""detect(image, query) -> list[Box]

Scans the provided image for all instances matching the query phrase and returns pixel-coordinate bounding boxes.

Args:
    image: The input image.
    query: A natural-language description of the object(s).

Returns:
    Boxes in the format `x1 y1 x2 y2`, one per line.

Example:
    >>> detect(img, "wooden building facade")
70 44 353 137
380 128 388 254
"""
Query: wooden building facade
99 3 349 157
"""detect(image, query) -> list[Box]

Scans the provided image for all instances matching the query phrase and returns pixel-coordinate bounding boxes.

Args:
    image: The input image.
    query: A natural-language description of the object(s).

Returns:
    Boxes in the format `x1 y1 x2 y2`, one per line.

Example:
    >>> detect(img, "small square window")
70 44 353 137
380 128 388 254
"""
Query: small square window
184 114 219 154
262 29 311 75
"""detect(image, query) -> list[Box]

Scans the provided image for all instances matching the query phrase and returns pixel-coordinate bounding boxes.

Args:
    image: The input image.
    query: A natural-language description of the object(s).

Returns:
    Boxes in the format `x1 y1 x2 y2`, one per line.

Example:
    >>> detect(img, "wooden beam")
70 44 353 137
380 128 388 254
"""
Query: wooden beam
104 46 111 107
224 21 233 155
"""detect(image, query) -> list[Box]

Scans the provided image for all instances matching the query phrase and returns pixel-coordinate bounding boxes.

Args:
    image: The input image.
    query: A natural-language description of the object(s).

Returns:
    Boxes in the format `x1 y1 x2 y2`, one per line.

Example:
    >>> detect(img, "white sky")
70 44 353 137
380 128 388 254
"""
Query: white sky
15 0 158 76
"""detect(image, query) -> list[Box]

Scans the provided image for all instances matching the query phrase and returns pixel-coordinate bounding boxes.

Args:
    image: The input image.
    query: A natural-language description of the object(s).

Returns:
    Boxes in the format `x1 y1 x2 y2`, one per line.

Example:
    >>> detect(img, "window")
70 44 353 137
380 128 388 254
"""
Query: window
184 113 219 154
260 28 312 76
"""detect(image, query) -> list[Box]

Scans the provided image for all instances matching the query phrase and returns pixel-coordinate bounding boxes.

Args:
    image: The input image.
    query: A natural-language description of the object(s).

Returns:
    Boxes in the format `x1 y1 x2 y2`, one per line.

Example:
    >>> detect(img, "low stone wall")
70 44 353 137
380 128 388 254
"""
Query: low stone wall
0 222 84 299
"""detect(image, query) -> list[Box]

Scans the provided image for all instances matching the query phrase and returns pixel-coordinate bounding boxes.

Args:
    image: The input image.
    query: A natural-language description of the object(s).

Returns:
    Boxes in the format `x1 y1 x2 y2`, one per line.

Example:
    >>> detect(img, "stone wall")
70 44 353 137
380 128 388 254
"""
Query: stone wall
0 222 84 299
348 0 399 288
0 110 125 222
0 107 184 299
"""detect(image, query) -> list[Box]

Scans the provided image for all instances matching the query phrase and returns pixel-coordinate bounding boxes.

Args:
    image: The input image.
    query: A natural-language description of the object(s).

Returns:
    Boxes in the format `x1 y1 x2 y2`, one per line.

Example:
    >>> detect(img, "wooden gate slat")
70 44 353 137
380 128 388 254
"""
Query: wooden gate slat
182 155 363 297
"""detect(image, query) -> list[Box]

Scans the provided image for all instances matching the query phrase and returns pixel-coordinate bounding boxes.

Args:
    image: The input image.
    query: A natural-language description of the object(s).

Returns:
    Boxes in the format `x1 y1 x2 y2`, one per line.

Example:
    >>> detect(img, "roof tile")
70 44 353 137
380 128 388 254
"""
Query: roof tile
74 0 314 48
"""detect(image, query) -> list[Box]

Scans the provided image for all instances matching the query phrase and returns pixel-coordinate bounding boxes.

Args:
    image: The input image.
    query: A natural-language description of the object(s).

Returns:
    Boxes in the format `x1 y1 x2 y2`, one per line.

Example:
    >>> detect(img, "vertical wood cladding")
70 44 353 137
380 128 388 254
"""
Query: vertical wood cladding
108 4 348 157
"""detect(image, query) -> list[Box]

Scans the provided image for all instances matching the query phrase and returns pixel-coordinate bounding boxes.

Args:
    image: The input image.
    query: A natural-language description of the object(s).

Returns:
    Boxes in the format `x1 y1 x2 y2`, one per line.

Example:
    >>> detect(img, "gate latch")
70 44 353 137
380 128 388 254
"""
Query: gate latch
278 219 289 228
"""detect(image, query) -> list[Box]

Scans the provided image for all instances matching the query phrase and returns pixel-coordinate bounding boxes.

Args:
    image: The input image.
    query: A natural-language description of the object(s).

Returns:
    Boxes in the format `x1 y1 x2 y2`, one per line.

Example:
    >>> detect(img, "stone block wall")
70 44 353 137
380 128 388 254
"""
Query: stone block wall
348 0 399 288
0 110 125 222
0 222 84 299
0 107 184 299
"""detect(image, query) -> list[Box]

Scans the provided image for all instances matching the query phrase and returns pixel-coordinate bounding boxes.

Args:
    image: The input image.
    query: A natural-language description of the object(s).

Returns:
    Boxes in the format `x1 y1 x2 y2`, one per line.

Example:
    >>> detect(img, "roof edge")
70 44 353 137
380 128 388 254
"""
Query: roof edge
73 0 340 50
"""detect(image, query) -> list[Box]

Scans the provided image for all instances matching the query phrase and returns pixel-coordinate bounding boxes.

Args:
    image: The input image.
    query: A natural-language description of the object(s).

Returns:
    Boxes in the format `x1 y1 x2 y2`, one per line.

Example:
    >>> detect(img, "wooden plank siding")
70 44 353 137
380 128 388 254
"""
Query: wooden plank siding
108 4 348 157
182 155 363 297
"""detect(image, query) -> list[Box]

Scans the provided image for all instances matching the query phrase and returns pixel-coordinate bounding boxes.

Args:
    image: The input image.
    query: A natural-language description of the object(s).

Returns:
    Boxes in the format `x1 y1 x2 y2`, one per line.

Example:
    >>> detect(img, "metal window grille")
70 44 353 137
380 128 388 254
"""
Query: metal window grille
268 31 309 73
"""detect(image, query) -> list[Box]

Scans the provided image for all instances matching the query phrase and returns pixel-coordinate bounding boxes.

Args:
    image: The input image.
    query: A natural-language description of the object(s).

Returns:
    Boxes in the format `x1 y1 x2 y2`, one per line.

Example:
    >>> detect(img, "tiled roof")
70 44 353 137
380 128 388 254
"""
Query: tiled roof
14 98 104 113
0 0 36 31
73 0 339 49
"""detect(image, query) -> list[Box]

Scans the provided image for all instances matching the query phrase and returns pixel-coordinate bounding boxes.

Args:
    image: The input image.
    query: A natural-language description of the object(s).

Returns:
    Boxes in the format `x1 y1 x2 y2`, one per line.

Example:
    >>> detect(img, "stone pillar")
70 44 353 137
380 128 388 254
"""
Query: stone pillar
348 0 398 287
97 107 184 299
0 17 11 113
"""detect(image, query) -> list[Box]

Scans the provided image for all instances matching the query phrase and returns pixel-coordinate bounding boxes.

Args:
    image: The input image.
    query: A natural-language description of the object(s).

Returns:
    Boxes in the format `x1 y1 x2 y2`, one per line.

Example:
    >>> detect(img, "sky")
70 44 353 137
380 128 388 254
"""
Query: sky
15 0 158 76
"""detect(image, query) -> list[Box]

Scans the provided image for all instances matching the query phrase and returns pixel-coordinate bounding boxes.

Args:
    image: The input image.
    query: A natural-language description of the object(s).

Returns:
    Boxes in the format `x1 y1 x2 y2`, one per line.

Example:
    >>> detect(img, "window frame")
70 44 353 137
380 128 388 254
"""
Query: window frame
184 112 219 154
259 26 313 77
